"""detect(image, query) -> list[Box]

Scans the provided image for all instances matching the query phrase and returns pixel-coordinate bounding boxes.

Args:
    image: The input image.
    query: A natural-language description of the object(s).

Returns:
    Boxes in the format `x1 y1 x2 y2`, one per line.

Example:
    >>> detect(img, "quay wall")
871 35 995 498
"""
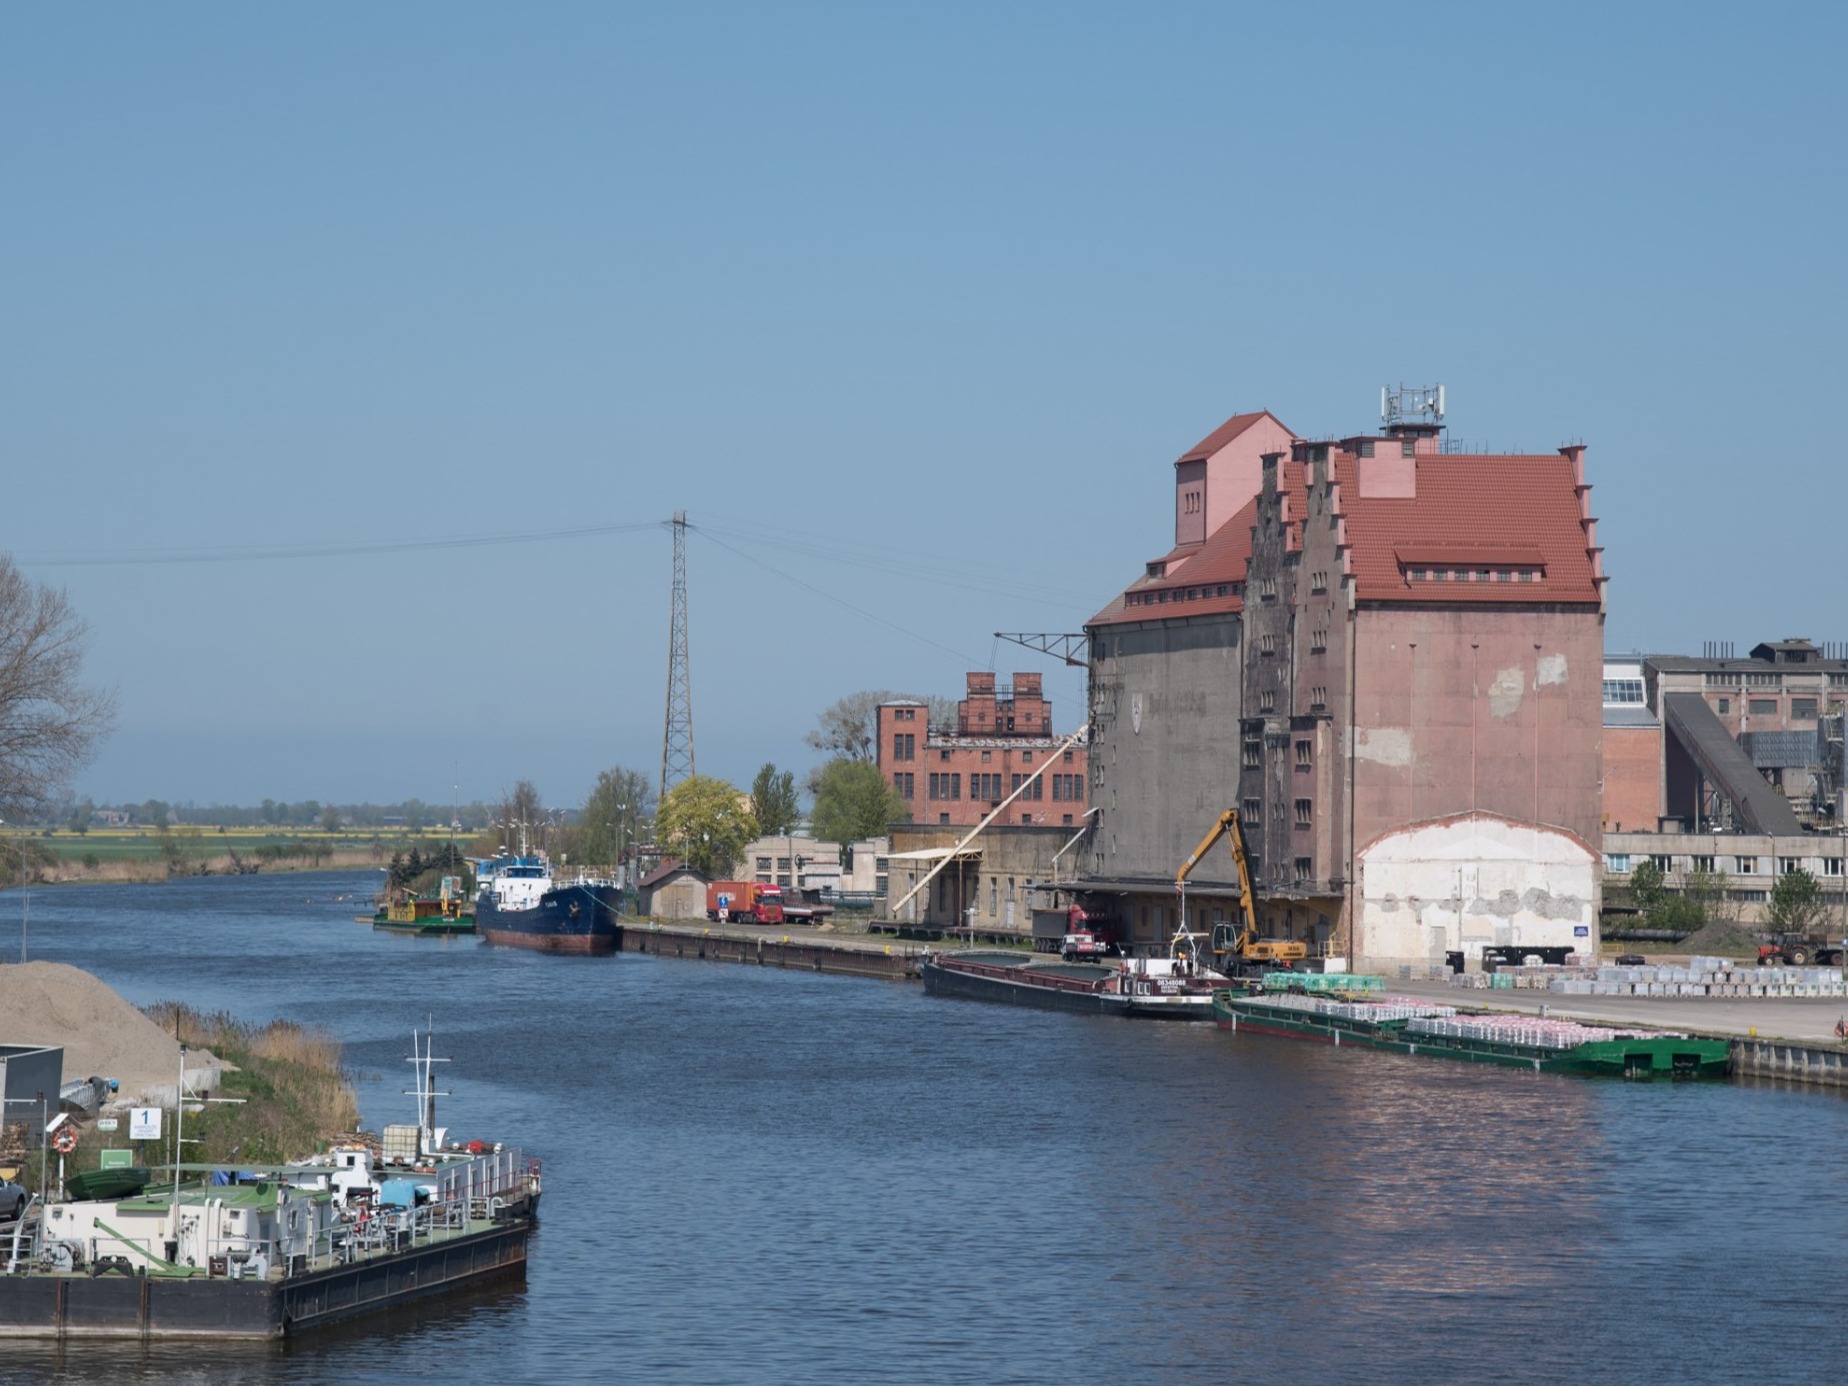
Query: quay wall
1731 1039 1848 1089
621 923 922 981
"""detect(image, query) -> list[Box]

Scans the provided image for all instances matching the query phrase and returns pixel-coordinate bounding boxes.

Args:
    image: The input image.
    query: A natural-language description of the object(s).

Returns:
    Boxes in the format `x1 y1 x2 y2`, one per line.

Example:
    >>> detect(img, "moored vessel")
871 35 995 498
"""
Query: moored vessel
474 853 620 955
1213 990 1732 1079
922 936 1231 1021
0 1027 541 1339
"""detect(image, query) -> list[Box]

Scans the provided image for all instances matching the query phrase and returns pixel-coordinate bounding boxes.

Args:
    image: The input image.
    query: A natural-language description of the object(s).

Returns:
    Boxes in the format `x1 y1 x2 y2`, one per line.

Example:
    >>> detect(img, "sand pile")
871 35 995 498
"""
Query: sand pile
0 961 222 1106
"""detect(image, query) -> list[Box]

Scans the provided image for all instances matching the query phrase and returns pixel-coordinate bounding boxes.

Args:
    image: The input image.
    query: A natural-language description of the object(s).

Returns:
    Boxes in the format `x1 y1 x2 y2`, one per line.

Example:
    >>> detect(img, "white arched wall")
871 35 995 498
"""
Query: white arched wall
1354 812 1598 976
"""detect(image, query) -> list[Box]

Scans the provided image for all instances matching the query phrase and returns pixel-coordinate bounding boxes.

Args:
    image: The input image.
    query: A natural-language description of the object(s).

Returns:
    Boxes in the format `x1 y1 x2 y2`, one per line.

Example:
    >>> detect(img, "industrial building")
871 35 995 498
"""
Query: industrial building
874 672 1088 829
1599 638 1848 923
1079 391 1607 972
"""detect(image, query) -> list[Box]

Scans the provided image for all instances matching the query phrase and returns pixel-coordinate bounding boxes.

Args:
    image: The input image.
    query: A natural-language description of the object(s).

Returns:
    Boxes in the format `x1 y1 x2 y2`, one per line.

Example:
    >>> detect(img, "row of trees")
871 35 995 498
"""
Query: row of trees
1626 859 1831 938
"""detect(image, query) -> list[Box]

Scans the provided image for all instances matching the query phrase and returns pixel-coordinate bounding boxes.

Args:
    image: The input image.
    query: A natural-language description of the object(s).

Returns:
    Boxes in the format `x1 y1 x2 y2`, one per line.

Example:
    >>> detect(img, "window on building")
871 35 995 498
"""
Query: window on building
1734 857 1757 874
1294 799 1312 828
1606 853 1631 873
1063 750 1074 763
1311 628 1328 653
939 813 949 825
1401 440 1416 459
1794 698 1819 719
1242 798 1261 824
1061 813 1074 826
1780 858 1803 875
989 878 997 914
1243 737 1261 769
1603 678 1646 704
1019 812 1031 824
1259 634 1275 656
892 732 915 761
1749 699 1778 715
756 857 772 872
1259 690 1276 714
1294 857 1313 883
1310 686 1328 711
1650 855 1672 872
895 772 914 800
1745 672 1781 687
940 749 951 762
1295 740 1312 769
1311 571 1328 593
1825 857 1845 877
1692 855 1715 873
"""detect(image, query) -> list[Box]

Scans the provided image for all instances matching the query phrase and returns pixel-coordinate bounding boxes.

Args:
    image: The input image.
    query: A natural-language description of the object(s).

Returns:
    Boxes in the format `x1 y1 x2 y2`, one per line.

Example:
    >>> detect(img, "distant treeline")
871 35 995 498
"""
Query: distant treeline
37 796 501 832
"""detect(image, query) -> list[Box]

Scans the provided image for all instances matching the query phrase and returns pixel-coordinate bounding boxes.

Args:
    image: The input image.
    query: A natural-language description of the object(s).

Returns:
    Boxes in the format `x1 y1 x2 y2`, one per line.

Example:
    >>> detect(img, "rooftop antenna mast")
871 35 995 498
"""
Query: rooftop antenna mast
660 511 695 802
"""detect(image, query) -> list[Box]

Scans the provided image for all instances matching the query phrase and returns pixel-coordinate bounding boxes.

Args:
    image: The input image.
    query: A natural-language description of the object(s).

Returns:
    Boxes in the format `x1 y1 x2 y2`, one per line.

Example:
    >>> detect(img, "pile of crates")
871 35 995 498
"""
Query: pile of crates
1259 972 1386 993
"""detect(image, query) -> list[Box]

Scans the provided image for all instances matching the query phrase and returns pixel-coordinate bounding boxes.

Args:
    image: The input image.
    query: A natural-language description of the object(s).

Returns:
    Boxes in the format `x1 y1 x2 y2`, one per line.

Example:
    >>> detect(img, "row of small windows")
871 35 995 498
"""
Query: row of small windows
1404 567 1540 584
1705 671 1848 688
1126 582 1240 608
1609 853 1845 878
1711 697 1818 718
1602 678 1645 705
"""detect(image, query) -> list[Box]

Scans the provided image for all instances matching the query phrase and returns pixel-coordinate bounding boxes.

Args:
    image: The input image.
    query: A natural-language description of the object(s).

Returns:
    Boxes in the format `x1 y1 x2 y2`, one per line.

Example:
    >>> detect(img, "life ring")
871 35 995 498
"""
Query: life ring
51 1126 78 1154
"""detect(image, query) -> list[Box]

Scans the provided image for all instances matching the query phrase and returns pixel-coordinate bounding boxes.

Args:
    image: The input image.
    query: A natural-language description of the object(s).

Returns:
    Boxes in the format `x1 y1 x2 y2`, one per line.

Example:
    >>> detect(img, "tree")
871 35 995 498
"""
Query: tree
1684 867 1736 928
806 690 914 763
0 558 115 821
750 763 800 836
576 766 654 870
810 757 910 848
655 775 756 878
320 805 342 833
1770 866 1827 938
1627 859 1665 918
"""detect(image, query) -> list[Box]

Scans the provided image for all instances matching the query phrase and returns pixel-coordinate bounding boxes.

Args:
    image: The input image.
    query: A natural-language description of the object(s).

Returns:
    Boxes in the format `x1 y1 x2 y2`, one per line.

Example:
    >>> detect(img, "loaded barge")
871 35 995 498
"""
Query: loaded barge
0 1029 541 1339
1213 990 1732 1079
921 946 1228 1020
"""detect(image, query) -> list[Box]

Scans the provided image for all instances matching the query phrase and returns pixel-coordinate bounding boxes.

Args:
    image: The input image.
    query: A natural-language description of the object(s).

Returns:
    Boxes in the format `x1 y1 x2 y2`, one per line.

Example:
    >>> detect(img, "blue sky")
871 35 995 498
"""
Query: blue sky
4 3 1844 808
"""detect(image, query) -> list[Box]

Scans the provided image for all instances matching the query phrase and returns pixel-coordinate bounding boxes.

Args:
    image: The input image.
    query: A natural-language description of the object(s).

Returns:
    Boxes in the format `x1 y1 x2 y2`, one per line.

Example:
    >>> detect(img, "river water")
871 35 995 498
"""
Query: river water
0 871 1843 1385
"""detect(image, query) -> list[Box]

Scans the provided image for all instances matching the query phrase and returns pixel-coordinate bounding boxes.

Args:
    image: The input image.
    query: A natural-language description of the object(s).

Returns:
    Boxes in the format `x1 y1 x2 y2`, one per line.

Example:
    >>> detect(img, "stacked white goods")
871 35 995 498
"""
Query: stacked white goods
1406 1014 1677 1049
1547 963 1848 998
1251 994 1456 1022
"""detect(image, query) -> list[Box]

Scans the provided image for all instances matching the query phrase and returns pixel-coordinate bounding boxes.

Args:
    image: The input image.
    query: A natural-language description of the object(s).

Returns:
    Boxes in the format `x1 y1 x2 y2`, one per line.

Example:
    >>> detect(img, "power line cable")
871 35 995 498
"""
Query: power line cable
15 519 660 568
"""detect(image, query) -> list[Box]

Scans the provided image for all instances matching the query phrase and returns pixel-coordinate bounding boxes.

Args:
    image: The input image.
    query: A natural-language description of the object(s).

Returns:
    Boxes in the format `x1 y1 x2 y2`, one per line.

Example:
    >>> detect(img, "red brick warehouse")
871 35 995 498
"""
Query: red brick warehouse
876 673 1089 828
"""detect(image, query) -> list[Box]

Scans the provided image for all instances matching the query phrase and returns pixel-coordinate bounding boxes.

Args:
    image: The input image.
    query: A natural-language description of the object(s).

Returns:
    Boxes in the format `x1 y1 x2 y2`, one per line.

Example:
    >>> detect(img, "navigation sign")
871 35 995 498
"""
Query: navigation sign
130 1107 162 1141
96 1117 118 1133
99 1149 134 1170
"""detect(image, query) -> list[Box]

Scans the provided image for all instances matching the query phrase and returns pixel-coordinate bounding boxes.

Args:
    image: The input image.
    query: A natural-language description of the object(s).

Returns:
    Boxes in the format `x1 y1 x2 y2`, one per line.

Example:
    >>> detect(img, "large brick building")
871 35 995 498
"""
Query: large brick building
1082 400 1607 969
875 672 1088 829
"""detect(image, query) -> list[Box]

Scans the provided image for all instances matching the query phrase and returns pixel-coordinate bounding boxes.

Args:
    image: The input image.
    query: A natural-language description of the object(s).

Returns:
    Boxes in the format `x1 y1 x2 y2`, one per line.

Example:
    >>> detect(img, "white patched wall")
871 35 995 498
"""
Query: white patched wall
1354 813 1597 974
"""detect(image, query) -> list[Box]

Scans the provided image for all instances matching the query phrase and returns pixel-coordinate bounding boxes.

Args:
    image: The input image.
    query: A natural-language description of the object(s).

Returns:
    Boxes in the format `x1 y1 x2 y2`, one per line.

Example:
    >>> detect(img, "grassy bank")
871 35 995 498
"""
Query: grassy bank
0 826 462 887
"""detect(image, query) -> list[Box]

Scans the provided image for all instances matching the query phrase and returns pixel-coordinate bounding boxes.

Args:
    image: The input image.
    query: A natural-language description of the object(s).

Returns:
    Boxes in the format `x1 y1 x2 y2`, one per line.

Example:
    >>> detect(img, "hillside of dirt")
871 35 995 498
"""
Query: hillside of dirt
0 961 222 1106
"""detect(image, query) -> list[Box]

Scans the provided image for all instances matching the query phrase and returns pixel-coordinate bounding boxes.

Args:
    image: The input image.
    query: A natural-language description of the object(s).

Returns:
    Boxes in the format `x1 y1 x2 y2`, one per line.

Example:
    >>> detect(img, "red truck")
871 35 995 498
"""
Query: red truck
1031 901 1121 959
706 881 785 925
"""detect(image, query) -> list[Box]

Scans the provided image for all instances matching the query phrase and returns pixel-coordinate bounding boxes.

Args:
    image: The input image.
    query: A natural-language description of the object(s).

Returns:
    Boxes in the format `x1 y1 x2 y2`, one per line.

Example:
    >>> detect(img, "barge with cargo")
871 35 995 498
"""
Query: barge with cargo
1213 990 1732 1079
0 1029 540 1339
921 944 1231 1020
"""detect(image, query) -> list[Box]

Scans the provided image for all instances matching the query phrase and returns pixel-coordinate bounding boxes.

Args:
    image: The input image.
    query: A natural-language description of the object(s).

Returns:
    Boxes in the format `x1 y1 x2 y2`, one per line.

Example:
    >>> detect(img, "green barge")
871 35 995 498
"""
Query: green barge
1213 991 1732 1080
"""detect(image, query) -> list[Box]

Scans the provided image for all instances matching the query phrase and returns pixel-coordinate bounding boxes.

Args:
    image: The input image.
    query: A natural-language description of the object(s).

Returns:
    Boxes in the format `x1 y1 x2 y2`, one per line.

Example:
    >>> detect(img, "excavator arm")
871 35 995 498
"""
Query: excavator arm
1177 809 1259 960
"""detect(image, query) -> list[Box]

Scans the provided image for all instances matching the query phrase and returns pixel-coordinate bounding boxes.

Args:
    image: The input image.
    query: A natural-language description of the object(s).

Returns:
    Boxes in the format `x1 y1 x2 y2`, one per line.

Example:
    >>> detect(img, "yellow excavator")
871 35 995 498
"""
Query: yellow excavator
1176 809 1308 973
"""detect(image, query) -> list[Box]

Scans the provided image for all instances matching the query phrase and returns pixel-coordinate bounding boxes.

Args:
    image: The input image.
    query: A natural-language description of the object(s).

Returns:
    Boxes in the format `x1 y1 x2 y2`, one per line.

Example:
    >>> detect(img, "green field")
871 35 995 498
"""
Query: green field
2 826 469 881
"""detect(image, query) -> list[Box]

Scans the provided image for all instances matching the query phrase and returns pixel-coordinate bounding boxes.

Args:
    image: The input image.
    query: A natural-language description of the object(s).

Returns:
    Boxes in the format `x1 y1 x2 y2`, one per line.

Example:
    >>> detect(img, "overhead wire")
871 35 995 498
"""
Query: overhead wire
15 519 662 568
689 525 990 670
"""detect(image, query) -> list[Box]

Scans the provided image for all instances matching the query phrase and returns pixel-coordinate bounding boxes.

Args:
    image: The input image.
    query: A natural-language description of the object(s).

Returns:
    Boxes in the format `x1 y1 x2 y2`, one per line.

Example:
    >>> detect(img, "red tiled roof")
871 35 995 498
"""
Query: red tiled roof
1092 442 1602 625
1344 452 1601 604
1175 410 1281 464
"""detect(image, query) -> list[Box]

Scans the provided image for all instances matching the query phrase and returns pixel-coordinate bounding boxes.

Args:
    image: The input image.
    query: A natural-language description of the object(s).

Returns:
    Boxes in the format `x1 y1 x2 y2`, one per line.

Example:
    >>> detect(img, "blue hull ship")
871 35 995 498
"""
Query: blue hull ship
474 855 622 955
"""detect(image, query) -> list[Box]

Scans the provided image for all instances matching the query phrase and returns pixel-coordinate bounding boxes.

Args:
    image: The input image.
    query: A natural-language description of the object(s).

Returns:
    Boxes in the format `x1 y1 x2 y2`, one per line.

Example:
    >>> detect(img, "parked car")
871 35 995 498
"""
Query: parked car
0 1176 26 1221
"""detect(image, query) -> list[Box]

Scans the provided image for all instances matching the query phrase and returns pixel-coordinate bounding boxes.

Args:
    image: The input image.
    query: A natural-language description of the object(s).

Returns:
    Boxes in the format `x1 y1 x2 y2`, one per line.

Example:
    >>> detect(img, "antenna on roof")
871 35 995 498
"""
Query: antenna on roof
1382 383 1446 429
